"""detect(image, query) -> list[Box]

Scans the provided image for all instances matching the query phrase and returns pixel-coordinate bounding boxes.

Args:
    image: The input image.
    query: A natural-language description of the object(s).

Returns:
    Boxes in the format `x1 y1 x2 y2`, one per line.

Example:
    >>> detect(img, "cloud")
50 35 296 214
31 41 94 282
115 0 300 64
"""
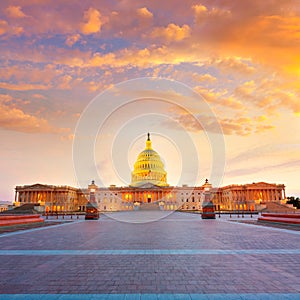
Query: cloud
0 98 69 134
0 82 51 91
192 4 208 19
0 63 63 82
211 57 255 75
151 23 191 42
32 94 47 100
162 111 274 136
233 78 300 115
57 75 72 90
0 20 24 36
194 86 244 110
192 4 231 25
80 7 103 35
85 44 205 69
5 6 27 18
136 7 153 19
65 34 81 47
0 20 8 35
60 133 75 141
193 73 217 83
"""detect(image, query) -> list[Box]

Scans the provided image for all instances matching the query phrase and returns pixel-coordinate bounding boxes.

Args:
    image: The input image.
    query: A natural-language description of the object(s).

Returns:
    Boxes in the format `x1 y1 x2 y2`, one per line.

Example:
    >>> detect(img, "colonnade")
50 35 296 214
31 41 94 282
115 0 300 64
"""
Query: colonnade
15 190 54 204
227 188 285 202
15 188 78 212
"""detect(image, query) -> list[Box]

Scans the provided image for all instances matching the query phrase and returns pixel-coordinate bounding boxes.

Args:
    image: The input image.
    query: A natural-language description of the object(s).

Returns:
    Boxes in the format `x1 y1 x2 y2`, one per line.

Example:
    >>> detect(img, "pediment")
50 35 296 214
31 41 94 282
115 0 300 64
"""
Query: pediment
132 182 162 189
26 183 52 190
252 182 273 186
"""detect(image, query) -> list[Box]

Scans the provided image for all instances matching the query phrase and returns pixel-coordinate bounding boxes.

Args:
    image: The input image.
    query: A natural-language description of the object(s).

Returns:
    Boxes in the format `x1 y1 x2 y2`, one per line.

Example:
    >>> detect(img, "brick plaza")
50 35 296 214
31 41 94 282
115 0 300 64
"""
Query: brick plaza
0 211 299 299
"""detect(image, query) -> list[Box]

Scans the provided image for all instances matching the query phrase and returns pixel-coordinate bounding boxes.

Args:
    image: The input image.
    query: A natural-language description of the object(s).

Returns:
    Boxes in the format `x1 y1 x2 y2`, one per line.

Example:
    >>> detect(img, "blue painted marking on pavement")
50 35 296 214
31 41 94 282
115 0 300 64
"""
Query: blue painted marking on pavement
0 294 300 300
0 249 300 256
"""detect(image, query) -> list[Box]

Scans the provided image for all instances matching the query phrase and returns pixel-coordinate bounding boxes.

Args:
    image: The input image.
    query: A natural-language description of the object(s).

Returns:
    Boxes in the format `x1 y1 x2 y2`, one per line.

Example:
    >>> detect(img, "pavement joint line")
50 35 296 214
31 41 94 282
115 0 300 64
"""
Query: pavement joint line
217 218 300 235
0 294 300 299
1 249 300 255
0 220 85 239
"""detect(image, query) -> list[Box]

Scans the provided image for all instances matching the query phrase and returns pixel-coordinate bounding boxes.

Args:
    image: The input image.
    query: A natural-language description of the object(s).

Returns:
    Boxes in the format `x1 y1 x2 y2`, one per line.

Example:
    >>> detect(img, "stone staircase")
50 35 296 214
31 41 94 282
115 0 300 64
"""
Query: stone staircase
139 202 160 211
1 203 40 215
261 202 296 213
258 213 300 225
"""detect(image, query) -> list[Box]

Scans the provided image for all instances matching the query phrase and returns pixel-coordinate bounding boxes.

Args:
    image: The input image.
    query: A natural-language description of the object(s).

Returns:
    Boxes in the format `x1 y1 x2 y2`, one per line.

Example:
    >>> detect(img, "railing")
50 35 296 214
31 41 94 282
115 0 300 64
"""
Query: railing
43 212 85 220
216 210 259 218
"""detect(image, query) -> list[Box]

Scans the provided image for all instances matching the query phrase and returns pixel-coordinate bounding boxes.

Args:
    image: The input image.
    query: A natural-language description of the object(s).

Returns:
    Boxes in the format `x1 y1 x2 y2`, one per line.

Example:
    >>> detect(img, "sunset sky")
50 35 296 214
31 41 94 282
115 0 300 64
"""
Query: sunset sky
0 0 300 201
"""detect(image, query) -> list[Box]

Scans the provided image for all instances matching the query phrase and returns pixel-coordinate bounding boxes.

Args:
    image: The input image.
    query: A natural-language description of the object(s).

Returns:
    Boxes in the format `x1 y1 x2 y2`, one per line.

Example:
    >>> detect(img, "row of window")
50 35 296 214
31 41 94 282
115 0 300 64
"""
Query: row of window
181 198 200 202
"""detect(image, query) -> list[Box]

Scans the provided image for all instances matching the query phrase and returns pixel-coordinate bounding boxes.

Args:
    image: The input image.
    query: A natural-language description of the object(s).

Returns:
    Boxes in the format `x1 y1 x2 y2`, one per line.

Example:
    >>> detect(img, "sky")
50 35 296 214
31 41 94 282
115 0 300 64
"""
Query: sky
0 0 300 201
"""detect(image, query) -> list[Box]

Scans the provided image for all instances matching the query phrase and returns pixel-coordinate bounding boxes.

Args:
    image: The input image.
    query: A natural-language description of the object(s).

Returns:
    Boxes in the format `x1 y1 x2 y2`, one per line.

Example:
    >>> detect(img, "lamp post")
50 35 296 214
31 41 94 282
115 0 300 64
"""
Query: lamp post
201 179 216 219
85 180 100 220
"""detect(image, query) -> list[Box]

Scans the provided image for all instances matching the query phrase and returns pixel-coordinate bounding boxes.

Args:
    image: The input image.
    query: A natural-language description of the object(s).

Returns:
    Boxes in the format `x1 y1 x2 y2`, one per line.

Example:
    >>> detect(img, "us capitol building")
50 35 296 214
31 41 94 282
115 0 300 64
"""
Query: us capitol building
14 134 286 213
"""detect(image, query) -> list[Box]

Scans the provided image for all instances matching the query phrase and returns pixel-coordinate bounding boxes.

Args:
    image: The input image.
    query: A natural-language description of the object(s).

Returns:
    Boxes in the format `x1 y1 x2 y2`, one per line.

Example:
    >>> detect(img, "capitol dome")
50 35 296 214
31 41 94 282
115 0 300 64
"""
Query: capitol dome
130 133 168 187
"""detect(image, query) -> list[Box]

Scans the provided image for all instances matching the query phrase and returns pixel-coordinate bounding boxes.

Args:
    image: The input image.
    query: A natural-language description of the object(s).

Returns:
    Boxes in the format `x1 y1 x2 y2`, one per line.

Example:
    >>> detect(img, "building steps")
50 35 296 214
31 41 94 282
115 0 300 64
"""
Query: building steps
139 202 160 211
258 213 300 225
261 202 296 213
0 214 44 227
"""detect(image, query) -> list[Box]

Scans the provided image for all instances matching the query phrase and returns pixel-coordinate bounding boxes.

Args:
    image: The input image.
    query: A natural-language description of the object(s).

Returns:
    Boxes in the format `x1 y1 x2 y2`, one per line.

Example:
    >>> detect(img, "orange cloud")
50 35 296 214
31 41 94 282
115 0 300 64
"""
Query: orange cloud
165 112 274 136
192 3 231 24
0 99 68 134
0 20 8 35
137 7 153 19
193 73 217 83
232 78 300 116
0 19 23 36
211 57 255 75
80 7 103 35
5 6 27 18
0 82 51 91
65 34 81 47
192 4 208 24
57 75 72 90
0 64 73 90
151 23 191 42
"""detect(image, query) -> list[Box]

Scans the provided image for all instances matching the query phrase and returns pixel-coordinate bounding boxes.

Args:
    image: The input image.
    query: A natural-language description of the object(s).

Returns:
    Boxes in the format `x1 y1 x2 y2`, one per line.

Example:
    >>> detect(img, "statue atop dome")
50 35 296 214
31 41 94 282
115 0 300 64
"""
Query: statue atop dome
145 132 152 150
130 133 168 187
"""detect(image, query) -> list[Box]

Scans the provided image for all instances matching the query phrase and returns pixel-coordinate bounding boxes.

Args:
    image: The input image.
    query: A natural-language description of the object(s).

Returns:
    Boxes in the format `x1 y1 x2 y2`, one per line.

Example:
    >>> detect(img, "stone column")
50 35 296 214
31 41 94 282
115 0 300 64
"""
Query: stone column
270 190 273 201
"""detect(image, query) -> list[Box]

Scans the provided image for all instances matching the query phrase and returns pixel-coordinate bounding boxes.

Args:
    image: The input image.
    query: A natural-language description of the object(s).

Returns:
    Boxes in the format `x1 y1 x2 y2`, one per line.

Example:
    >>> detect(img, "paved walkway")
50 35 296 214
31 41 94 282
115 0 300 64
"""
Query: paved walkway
0 211 299 299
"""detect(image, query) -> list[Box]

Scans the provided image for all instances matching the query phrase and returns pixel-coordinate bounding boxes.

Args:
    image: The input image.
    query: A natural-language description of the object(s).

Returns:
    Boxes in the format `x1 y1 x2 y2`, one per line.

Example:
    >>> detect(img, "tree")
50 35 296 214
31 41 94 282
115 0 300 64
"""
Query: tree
286 197 300 209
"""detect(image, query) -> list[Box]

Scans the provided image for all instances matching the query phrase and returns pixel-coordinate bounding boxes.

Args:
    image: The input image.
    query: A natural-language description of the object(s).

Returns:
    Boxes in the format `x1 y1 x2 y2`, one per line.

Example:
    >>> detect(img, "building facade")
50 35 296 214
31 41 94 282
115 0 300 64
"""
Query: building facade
14 183 86 213
14 134 286 212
